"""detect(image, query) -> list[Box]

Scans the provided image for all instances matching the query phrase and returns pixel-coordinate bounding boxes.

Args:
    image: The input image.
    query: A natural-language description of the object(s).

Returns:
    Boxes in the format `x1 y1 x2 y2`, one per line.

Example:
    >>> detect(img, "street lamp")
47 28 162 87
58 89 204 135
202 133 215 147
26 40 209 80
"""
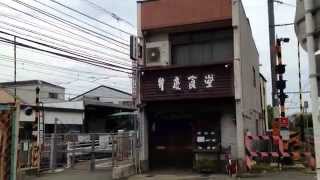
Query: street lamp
316 50 320 56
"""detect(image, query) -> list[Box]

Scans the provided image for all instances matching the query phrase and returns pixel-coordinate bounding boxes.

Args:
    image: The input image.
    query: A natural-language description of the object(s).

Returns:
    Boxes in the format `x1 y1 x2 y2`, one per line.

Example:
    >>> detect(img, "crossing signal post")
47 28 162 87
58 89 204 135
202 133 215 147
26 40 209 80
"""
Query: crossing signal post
275 38 289 141
31 86 41 172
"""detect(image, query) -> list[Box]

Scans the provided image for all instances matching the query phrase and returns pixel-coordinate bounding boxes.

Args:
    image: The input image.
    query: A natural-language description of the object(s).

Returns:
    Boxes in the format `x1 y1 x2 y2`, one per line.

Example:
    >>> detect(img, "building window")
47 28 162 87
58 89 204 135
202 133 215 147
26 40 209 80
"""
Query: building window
84 96 100 101
253 67 256 88
121 101 133 107
170 29 233 66
48 92 58 99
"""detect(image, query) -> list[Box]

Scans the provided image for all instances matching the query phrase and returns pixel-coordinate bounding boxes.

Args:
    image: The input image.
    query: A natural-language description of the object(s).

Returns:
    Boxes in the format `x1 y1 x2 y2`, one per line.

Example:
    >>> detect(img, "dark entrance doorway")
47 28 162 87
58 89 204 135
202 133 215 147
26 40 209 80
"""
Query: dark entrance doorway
146 99 231 170
149 119 193 169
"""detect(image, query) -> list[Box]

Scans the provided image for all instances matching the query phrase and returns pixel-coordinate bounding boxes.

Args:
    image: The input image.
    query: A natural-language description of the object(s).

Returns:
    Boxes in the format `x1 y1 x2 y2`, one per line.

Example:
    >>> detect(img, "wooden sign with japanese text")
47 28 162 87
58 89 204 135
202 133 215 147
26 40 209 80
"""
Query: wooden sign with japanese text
141 63 234 101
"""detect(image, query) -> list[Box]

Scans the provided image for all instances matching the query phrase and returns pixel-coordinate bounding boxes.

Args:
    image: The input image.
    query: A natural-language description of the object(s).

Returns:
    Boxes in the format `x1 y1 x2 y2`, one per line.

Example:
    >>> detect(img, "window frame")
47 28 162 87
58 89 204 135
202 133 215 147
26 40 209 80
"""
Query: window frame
48 92 59 99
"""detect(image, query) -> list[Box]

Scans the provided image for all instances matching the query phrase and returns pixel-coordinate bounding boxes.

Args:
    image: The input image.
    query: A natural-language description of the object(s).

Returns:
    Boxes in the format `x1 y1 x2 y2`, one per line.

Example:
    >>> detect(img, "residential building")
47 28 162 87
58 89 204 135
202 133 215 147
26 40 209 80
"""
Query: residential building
71 85 133 107
0 81 135 137
0 88 84 139
70 85 135 133
0 80 65 105
135 0 263 171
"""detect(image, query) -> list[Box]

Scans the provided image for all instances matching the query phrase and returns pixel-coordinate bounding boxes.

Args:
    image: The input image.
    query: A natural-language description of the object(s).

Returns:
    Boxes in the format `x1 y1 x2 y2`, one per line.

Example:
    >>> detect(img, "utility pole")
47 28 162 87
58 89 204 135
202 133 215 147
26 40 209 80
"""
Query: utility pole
14 36 16 103
298 42 306 140
298 42 303 114
303 0 320 179
268 0 277 107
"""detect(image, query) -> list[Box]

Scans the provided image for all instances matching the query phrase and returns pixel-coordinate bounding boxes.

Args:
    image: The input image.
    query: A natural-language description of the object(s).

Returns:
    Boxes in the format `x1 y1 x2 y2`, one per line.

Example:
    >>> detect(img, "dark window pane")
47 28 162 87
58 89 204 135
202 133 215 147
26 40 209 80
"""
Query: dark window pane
171 29 233 66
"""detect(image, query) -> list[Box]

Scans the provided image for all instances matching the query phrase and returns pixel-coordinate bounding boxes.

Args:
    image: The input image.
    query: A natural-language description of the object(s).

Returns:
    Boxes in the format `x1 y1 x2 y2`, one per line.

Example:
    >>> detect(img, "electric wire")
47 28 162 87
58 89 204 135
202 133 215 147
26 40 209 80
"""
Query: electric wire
30 0 130 48
0 30 134 72
0 2 130 57
0 36 132 74
0 85 132 99
10 0 130 51
274 0 296 8
0 65 131 95
79 0 135 28
0 53 129 78
0 24 132 67
0 40 132 80
49 0 134 35
0 13 131 62
0 57 131 83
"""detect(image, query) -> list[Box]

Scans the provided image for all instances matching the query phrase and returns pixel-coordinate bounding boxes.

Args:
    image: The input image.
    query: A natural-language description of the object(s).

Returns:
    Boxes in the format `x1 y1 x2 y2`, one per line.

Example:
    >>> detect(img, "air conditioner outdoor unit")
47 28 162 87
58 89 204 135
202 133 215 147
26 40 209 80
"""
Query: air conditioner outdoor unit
146 41 170 66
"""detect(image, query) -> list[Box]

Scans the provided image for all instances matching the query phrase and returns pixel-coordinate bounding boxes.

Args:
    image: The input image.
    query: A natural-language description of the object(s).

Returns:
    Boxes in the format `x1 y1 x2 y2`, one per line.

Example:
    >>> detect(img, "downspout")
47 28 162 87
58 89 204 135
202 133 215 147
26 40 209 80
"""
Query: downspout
232 0 245 166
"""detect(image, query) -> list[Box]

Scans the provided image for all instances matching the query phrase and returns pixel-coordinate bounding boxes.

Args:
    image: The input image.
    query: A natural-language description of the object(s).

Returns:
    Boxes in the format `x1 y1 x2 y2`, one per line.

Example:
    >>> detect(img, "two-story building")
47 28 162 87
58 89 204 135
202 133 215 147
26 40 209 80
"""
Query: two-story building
70 85 135 133
0 80 65 104
135 0 264 171
0 80 84 139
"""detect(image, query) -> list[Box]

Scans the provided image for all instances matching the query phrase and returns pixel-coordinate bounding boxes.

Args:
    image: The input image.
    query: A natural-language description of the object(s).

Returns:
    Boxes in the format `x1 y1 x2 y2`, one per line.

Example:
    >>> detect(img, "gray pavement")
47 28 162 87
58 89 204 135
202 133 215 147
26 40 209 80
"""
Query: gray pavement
22 160 113 180
22 167 316 180
24 168 112 180
128 170 316 180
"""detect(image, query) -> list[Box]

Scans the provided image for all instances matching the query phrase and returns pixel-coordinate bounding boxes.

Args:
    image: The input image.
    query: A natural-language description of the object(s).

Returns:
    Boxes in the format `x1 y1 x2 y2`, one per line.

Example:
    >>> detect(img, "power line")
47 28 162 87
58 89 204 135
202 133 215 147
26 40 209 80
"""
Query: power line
1 86 132 99
31 0 130 48
0 40 132 79
0 2 129 57
10 0 130 49
0 30 133 72
80 0 135 28
0 65 131 95
0 53 129 78
274 23 295 27
0 23 132 67
49 0 134 36
274 0 296 8
0 35 132 74
0 13 131 62
285 91 311 94
0 61 105 83
0 56 131 84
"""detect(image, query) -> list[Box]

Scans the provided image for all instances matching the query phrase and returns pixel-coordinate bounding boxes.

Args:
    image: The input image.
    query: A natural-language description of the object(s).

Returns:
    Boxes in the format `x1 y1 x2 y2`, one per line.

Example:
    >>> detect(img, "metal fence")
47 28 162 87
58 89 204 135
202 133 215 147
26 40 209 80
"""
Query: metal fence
111 131 139 168
17 131 139 172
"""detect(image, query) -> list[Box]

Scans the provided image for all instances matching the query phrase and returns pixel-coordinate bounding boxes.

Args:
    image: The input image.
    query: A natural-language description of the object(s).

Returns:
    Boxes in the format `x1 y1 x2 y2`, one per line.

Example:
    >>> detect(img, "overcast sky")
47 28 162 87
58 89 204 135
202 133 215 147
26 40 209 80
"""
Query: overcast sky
242 0 310 115
0 0 308 114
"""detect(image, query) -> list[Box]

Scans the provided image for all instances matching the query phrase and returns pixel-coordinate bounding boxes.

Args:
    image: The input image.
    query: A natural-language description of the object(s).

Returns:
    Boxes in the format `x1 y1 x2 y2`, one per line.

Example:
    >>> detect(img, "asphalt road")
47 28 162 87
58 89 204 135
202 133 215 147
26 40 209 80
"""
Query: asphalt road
24 168 113 180
22 168 316 180
128 170 316 180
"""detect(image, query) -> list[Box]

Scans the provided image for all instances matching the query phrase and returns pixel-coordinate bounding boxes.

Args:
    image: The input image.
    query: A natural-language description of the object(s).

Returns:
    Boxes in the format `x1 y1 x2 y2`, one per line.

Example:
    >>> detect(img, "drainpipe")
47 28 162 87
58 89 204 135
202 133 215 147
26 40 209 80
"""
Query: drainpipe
303 0 320 179
232 0 245 170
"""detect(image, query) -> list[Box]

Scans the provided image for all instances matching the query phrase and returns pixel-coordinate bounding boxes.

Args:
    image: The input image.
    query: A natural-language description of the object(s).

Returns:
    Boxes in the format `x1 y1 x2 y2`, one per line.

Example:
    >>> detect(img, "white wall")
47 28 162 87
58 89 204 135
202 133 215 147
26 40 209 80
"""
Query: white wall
6 84 65 105
44 110 83 125
220 113 237 158
238 0 262 135
72 86 132 105
232 0 262 160
19 108 84 125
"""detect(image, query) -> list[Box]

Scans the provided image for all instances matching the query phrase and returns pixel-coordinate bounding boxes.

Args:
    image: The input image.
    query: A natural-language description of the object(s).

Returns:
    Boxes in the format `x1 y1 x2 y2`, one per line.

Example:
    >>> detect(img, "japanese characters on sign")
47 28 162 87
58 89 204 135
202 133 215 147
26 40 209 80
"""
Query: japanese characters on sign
157 74 216 92
141 63 234 101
